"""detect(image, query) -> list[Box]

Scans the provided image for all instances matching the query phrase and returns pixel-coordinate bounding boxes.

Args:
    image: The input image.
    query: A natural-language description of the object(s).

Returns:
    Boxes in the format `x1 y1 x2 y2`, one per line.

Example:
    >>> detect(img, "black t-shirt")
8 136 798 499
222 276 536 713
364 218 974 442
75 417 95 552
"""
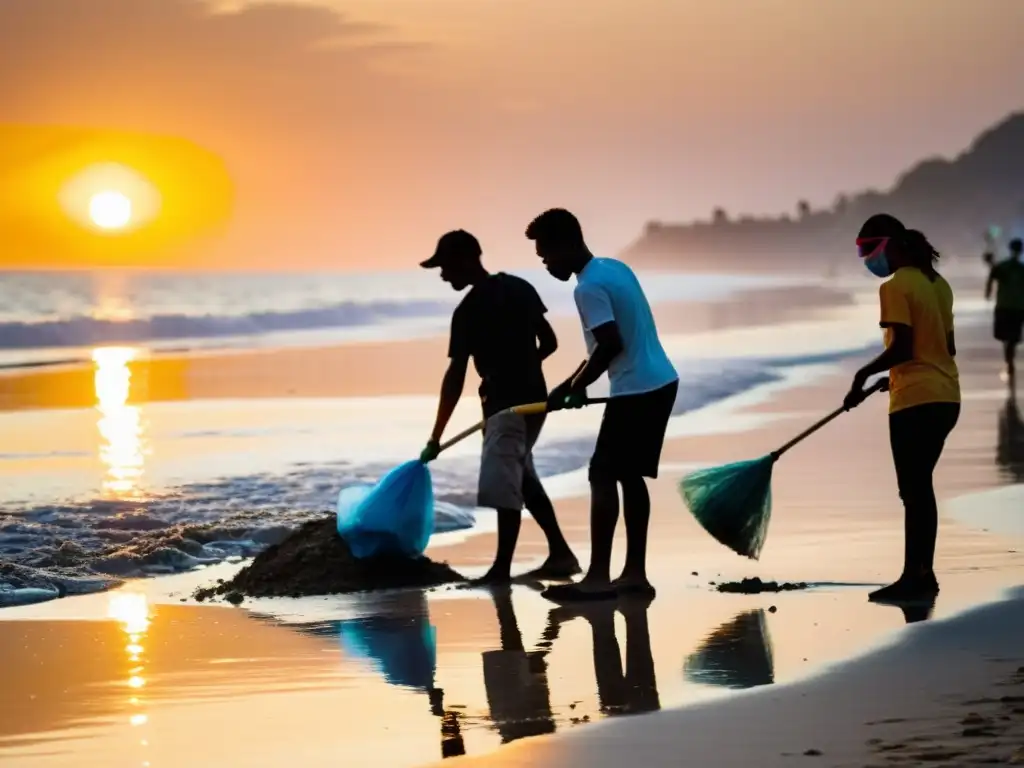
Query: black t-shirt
449 273 549 417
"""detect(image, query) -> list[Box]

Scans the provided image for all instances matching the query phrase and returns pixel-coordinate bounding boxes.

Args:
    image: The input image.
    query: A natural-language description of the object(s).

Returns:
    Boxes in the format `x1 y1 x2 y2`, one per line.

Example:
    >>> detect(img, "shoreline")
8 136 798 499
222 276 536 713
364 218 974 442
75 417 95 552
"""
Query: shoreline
0 281 855 411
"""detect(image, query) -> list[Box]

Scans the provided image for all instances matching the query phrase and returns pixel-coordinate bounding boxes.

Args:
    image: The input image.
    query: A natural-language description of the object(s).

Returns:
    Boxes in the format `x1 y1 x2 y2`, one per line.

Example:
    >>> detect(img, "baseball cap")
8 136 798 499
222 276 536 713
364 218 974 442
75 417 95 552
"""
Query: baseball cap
420 230 481 268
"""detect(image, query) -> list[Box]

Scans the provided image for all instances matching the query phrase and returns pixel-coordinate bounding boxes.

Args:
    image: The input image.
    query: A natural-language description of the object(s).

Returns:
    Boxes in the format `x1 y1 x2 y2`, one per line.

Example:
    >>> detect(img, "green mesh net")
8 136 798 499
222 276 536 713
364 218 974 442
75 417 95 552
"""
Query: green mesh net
678 456 775 560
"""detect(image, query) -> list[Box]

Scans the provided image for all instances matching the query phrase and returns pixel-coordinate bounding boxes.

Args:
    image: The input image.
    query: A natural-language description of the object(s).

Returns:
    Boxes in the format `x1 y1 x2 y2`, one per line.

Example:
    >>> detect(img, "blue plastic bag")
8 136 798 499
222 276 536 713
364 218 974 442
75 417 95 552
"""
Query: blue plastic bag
336 460 435 559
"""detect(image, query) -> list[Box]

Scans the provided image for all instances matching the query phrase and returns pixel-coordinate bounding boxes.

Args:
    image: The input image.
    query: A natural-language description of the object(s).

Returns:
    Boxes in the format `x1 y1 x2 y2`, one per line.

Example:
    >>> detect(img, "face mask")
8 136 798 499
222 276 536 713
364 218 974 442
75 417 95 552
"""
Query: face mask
856 236 893 278
864 249 892 278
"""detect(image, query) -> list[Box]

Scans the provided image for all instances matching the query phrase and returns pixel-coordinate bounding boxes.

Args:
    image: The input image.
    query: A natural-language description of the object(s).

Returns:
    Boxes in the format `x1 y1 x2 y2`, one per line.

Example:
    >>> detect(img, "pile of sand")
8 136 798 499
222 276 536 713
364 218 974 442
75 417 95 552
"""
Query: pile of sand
193 517 465 602
714 577 808 594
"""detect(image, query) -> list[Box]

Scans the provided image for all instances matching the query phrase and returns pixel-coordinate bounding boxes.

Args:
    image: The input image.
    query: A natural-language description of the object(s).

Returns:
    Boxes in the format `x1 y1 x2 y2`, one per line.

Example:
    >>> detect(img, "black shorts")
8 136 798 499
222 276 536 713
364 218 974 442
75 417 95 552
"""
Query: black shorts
994 308 1024 344
589 380 679 482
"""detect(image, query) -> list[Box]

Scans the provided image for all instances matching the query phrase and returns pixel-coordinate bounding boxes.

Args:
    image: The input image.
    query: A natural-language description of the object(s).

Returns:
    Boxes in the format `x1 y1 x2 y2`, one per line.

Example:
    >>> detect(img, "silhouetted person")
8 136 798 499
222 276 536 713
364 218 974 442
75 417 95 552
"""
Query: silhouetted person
845 214 960 603
986 237 1024 384
420 230 578 582
480 586 556 743
683 609 774 690
997 392 1024 481
982 228 997 269
544 597 660 716
526 209 679 602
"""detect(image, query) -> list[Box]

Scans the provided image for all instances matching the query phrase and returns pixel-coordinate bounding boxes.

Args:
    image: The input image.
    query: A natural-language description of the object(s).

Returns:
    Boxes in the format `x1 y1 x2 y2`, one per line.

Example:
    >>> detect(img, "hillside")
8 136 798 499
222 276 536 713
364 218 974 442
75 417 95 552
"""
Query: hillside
623 112 1024 271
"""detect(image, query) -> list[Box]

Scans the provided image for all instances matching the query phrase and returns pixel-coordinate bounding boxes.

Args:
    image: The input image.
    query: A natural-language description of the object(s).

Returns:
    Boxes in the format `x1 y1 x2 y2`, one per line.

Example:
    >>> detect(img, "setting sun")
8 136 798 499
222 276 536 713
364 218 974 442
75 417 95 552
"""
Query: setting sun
89 190 133 230
58 162 161 235
1 125 235 267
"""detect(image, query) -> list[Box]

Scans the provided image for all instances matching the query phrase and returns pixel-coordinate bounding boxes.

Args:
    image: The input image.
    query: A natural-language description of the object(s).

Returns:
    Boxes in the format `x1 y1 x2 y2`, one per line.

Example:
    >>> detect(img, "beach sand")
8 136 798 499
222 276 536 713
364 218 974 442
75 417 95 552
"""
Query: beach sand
438 587 1024 768
0 290 1021 766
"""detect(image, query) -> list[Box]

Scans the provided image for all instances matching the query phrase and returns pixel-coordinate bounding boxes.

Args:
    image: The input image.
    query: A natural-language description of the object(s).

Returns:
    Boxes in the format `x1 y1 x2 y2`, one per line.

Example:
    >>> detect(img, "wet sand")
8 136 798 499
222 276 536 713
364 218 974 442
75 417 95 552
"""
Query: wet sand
440 587 1024 768
1 290 1022 766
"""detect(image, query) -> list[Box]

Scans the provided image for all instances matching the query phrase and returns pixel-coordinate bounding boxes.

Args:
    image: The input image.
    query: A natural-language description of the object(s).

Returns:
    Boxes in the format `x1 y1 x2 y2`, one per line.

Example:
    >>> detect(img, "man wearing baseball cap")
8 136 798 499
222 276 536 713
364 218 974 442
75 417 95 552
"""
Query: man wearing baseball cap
420 230 579 583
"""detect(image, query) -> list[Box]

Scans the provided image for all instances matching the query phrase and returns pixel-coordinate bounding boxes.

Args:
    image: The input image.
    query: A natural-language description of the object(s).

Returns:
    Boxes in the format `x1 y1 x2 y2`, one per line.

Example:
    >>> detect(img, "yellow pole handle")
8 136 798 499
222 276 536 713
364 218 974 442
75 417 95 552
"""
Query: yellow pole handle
436 402 544 453
434 398 608 455
510 402 548 416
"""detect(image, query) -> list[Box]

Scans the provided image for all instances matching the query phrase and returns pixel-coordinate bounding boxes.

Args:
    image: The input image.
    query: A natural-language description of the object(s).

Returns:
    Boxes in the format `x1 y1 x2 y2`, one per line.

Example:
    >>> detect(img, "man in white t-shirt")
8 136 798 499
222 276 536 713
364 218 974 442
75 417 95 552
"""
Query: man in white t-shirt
525 208 679 602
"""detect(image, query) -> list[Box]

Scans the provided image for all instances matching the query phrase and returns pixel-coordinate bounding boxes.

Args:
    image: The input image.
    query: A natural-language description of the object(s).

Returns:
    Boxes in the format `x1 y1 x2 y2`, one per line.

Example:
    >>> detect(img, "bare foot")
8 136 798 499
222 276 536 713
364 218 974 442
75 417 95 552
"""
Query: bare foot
612 573 656 599
508 575 547 591
868 576 938 604
467 568 512 587
523 553 582 581
542 577 617 603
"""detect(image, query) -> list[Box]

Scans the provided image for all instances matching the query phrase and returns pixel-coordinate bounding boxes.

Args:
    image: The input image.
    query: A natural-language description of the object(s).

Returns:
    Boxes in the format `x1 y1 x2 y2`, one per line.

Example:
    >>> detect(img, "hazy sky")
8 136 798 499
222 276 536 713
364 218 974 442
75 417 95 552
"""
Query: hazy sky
2 0 1023 268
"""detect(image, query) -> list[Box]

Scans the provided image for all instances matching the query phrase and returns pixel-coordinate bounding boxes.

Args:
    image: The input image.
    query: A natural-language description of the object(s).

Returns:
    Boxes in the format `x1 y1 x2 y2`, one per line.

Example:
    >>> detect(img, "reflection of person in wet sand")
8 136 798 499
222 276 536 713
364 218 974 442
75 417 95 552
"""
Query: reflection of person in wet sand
683 609 774 690
895 597 936 624
427 688 466 758
544 597 660 717
997 392 1024 482
325 590 467 759
481 586 557 744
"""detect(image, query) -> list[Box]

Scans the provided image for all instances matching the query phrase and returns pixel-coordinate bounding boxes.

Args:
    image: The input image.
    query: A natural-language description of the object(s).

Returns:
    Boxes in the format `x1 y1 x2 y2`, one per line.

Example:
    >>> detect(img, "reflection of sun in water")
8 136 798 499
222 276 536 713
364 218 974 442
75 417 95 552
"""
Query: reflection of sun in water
107 591 150 638
89 190 133 230
93 347 146 497
107 592 152 752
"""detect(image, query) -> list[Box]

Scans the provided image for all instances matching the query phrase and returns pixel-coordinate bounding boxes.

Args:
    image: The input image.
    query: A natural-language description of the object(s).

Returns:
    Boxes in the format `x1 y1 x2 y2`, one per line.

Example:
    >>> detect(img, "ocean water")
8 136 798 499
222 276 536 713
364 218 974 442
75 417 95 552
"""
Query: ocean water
0 269 810 367
0 268 934 604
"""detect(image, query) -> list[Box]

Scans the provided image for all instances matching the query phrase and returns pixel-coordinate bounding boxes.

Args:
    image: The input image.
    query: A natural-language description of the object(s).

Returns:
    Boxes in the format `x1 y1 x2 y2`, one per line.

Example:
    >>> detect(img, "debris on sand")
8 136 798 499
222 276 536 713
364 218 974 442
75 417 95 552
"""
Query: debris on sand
193 517 465 601
714 577 808 594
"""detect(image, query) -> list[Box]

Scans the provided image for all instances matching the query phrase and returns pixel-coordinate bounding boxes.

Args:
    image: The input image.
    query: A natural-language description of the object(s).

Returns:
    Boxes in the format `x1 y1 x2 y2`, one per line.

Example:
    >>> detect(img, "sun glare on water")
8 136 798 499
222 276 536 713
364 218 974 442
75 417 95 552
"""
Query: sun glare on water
92 346 147 497
89 190 133 230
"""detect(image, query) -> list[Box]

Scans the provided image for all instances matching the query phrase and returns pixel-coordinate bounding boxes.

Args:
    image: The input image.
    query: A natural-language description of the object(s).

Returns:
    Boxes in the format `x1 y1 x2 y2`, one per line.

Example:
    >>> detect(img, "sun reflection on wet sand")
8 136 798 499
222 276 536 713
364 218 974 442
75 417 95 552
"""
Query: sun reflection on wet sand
92 347 147 497
107 591 152 761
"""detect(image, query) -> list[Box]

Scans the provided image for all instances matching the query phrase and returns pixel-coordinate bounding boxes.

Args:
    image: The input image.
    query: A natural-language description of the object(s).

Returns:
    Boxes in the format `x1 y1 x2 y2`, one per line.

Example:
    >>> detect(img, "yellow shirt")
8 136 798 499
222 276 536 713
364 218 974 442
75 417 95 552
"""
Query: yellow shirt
880 267 960 414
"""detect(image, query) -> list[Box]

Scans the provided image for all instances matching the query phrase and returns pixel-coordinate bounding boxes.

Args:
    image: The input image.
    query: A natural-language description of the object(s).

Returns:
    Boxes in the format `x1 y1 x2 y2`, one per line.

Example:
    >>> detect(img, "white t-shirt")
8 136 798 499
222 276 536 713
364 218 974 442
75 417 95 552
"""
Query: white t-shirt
573 257 678 397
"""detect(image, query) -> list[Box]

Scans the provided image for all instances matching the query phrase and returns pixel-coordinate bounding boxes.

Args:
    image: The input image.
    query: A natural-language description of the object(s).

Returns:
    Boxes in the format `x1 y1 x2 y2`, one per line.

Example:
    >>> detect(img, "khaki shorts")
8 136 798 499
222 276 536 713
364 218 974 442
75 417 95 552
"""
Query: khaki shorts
478 411 544 510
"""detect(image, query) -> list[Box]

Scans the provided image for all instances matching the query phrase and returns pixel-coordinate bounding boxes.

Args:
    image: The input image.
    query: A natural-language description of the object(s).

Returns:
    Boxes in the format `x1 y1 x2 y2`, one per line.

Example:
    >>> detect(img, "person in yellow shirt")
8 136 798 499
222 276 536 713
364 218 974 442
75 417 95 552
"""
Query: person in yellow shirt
844 213 961 603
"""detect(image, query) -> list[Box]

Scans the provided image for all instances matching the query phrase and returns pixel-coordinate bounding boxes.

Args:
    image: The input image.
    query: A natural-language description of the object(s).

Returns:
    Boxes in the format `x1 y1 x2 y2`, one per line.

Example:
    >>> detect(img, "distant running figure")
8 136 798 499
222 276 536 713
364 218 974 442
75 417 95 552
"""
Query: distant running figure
982 227 997 268
419 230 579 583
526 208 679 602
986 237 1024 383
845 214 960 603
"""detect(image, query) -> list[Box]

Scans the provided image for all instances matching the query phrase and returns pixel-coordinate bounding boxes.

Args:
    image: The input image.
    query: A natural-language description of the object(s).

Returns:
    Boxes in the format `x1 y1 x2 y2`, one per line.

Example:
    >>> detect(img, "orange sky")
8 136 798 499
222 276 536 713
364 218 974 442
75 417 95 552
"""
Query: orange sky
1 0 1023 269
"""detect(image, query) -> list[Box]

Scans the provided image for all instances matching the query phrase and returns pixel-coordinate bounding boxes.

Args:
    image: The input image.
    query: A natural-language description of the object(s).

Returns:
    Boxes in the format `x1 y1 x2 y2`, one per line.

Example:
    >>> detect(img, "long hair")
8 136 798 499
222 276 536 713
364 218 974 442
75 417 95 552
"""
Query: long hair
902 229 941 282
